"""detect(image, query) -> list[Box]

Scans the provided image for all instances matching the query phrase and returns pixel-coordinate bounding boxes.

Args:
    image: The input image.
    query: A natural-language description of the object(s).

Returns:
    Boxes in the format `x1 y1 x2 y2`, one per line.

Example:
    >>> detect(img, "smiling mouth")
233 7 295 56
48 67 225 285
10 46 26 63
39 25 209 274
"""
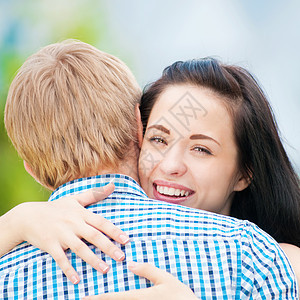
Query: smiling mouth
153 183 194 199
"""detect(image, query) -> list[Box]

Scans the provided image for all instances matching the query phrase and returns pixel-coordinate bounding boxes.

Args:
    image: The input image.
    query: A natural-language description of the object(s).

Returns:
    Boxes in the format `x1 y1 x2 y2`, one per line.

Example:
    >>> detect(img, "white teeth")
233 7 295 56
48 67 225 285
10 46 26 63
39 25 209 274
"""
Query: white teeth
175 189 180 196
156 185 190 197
168 188 175 196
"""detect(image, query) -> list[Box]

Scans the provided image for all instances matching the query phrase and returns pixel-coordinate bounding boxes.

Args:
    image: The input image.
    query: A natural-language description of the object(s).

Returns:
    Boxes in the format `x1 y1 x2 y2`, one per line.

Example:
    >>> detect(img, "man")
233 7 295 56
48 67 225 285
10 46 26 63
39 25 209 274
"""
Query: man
1 40 298 299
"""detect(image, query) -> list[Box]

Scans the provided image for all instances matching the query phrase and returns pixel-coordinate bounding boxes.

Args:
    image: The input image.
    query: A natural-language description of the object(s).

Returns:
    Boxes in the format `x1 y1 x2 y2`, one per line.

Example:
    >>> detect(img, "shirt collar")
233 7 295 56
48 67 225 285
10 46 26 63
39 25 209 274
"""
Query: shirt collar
49 174 147 202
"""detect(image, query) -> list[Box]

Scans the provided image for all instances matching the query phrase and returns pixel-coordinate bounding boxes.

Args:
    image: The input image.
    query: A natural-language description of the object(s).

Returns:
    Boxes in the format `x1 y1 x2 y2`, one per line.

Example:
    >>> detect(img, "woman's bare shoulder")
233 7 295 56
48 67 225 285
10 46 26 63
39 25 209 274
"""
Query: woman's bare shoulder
280 243 300 297
280 243 300 260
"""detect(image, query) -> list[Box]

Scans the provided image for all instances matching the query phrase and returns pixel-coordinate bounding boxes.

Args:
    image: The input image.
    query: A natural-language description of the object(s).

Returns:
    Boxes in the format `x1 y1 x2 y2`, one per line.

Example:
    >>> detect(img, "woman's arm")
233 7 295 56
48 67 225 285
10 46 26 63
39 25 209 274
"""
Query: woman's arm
0 205 24 257
83 262 198 300
0 183 130 284
280 243 300 297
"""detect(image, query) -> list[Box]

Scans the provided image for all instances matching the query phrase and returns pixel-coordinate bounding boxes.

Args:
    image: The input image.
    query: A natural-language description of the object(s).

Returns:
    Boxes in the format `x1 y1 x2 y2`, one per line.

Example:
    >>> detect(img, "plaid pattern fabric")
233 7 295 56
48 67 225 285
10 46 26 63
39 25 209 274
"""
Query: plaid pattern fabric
0 174 298 299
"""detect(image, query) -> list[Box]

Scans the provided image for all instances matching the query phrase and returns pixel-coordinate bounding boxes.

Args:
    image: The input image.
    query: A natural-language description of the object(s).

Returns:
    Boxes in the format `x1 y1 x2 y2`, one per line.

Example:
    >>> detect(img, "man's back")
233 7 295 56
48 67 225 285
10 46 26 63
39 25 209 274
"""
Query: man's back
0 174 298 299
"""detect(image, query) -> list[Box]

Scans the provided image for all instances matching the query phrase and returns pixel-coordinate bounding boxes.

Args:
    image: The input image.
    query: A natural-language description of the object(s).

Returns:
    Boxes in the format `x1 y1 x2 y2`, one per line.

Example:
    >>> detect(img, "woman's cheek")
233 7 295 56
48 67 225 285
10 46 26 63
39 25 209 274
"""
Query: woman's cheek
138 148 154 180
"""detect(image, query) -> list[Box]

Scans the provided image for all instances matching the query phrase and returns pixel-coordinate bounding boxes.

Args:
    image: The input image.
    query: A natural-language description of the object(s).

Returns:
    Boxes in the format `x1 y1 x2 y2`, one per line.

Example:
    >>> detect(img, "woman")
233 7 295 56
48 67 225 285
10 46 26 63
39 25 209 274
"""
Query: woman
1 58 300 298
138 58 300 246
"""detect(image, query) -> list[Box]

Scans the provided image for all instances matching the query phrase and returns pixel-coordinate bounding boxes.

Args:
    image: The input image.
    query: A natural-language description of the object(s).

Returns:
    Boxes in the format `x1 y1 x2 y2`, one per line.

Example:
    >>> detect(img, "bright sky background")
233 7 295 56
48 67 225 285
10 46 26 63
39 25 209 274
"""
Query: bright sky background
1 0 299 173
103 0 300 173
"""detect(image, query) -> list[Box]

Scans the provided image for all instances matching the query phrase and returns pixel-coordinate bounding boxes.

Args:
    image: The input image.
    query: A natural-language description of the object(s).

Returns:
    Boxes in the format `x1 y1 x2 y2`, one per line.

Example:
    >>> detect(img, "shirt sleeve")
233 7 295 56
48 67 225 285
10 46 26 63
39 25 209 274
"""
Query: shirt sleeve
240 221 299 299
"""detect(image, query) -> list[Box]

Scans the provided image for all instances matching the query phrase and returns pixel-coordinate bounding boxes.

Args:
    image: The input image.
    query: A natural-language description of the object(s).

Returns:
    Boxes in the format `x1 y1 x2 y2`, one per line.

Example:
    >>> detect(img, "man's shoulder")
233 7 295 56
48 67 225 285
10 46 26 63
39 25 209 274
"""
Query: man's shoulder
1 196 297 299
0 241 46 276
89 194 265 240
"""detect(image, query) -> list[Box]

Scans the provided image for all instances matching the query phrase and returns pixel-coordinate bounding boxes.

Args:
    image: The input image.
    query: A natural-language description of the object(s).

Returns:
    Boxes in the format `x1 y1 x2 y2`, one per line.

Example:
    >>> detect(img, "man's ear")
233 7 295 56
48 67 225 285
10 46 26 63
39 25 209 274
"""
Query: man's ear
24 161 53 190
135 103 143 148
233 172 252 192
24 161 36 179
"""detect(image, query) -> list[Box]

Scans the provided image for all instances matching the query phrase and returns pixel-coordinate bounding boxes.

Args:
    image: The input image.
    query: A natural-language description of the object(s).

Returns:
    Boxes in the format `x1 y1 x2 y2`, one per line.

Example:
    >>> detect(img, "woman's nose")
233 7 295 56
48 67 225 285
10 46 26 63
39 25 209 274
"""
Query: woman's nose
158 146 187 177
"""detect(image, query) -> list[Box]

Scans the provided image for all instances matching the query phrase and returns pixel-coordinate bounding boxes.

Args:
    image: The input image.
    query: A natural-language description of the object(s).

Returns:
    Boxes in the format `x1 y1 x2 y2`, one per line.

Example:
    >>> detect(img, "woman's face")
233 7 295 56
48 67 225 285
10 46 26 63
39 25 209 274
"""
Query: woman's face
138 84 248 215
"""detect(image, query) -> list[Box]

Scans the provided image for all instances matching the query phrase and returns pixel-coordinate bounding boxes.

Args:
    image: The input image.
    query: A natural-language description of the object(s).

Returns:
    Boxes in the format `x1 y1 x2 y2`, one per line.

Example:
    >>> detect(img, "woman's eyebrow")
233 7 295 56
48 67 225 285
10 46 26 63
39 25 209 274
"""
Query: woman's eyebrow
190 134 220 146
147 124 170 135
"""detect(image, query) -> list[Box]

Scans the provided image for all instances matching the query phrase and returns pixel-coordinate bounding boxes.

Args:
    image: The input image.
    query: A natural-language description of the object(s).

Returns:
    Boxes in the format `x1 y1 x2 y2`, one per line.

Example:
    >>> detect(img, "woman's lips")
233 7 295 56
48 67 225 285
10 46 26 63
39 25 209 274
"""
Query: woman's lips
152 180 195 204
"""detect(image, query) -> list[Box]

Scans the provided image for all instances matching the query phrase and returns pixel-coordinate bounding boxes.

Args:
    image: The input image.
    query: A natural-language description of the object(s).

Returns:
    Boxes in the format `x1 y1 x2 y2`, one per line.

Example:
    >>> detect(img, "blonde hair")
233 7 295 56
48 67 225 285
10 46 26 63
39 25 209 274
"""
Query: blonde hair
5 40 141 189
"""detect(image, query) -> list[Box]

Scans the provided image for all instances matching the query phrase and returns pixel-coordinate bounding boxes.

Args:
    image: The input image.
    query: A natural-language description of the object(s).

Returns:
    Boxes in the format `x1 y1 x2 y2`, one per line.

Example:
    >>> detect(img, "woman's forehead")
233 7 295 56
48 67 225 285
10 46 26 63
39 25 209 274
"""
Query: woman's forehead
147 84 236 146
150 85 232 126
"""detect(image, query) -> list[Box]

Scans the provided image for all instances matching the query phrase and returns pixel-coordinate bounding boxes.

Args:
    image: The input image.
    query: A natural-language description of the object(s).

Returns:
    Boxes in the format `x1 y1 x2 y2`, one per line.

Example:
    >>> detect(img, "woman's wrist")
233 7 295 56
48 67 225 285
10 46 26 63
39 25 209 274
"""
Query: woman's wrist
0 203 26 257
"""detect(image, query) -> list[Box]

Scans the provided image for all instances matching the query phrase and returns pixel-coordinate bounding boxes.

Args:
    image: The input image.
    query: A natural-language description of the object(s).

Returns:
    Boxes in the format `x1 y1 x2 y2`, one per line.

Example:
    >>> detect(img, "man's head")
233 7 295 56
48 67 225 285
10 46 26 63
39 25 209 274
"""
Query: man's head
5 40 141 189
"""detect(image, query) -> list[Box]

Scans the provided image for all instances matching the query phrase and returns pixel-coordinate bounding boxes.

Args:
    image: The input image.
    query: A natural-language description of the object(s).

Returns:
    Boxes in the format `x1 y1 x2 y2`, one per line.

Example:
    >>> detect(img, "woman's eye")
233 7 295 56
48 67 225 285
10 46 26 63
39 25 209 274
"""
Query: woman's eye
192 146 212 155
149 136 167 145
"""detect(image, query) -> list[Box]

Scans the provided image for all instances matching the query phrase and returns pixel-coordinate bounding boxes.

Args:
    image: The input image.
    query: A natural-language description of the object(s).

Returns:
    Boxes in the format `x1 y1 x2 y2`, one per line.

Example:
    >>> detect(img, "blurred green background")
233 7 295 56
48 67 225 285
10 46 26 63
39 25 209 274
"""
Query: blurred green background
0 0 132 214
1 0 299 215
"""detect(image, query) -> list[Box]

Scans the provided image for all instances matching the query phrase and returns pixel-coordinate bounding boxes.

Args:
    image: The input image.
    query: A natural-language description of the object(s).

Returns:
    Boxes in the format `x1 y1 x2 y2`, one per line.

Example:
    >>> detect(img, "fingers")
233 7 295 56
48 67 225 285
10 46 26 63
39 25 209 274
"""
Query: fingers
126 262 198 299
127 261 171 285
81 263 198 300
79 225 126 262
75 183 115 207
48 244 80 284
66 237 110 274
85 211 130 245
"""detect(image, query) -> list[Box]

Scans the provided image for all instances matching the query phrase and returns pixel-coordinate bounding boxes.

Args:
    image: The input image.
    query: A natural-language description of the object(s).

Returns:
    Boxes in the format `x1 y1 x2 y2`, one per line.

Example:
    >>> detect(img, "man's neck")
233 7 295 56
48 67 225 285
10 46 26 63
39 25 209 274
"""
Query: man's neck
44 143 141 191
95 142 140 184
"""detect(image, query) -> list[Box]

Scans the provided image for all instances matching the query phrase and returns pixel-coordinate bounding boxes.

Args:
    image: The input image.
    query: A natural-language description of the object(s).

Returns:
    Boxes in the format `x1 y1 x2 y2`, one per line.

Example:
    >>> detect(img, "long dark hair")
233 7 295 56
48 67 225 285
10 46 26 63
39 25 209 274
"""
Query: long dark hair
140 58 300 247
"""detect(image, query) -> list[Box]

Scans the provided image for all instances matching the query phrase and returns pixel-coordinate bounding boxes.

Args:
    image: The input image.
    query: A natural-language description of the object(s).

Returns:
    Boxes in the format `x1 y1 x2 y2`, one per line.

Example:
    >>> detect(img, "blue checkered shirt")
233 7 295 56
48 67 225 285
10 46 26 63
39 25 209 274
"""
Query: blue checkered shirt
0 174 298 299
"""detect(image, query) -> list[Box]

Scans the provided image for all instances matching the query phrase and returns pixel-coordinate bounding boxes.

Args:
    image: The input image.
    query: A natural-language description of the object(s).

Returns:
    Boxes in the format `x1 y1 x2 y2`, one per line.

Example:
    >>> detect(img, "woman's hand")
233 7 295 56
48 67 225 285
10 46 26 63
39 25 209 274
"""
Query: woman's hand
83 261 198 300
2 183 129 284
